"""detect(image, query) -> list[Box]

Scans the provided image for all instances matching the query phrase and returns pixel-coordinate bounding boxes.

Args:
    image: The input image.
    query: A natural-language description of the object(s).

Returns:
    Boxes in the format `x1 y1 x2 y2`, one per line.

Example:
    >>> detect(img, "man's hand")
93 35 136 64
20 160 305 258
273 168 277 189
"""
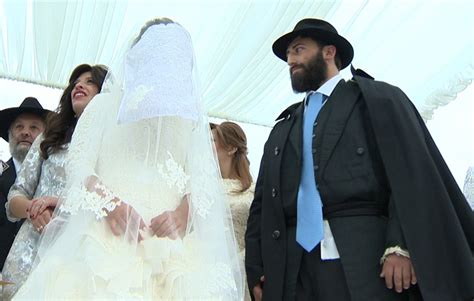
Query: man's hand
31 208 53 233
106 201 145 241
252 275 264 301
28 196 59 219
150 199 189 239
380 254 417 292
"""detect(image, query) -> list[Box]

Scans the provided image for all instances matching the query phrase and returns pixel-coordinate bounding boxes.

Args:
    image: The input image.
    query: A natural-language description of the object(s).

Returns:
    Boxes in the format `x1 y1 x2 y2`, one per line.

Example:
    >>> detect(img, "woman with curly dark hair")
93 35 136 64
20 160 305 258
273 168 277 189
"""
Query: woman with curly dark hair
2 63 108 299
40 64 109 159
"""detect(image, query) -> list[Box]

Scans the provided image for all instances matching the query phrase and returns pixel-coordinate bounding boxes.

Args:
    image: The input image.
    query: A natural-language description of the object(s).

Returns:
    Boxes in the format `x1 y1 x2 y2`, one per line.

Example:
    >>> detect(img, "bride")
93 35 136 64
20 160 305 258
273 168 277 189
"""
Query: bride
13 18 243 300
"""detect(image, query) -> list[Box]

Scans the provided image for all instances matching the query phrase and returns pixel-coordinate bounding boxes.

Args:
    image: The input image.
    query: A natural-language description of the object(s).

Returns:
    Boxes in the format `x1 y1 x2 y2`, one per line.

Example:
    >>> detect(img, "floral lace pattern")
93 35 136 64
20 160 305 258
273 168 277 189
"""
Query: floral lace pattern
192 168 219 219
60 182 121 219
124 84 153 111
157 151 189 195
222 179 255 252
117 23 199 124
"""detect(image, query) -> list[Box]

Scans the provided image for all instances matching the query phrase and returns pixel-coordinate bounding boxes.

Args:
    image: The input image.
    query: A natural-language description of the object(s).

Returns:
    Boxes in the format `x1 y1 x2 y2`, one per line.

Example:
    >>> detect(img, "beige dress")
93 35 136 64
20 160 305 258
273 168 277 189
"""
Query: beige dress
223 179 254 301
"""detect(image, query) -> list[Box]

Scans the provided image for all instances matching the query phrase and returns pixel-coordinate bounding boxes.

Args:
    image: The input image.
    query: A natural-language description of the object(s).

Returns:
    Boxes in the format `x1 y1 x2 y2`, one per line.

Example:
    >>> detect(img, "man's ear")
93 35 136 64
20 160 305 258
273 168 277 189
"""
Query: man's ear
323 45 337 60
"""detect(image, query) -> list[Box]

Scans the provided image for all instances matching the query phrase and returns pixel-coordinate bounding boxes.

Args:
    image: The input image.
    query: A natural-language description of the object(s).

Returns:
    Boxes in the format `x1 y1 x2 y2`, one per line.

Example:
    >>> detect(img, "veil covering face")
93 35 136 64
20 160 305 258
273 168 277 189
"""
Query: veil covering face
13 22 244 300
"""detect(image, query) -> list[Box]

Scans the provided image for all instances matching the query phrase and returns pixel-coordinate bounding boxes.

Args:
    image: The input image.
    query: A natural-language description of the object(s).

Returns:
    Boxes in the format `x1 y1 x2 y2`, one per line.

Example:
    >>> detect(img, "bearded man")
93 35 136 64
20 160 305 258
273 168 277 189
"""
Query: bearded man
245 19 473 301
0 97 48 271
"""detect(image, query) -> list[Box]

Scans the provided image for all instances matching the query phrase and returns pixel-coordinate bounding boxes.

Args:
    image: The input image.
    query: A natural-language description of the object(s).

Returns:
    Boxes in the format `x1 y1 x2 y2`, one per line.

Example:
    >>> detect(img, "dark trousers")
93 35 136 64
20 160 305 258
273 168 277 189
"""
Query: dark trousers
282 227 351 301
282 227 418 301
296 246 351 301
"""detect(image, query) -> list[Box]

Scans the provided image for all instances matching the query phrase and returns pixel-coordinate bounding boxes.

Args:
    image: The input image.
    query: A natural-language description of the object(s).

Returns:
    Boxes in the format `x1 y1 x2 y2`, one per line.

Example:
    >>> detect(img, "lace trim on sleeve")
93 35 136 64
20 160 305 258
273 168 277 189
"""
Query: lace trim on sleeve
5 201 21 222
60 180 121 219
191 168 218 219
380 246 410 264
463 167 474 209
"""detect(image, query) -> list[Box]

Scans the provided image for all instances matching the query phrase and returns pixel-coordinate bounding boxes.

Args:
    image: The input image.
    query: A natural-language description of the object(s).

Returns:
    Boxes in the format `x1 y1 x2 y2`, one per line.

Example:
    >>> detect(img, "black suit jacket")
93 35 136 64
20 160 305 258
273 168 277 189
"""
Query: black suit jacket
245 77 473 301
246 79 403 301
0 158 20 271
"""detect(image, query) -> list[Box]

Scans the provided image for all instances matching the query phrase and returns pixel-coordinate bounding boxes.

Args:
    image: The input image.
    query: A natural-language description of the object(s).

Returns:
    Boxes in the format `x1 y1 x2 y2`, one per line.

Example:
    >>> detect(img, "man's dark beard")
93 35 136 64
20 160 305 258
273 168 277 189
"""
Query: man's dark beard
290 51 327 93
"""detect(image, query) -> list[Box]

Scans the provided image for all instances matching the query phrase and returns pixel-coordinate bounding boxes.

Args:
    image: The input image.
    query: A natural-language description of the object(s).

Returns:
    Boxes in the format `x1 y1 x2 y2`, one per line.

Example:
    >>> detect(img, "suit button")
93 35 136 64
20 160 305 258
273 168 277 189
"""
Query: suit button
272 230 280 239
271 188 278 198
274 147 280 156
314 165 319 171
356 147 365 155
312 133 316 138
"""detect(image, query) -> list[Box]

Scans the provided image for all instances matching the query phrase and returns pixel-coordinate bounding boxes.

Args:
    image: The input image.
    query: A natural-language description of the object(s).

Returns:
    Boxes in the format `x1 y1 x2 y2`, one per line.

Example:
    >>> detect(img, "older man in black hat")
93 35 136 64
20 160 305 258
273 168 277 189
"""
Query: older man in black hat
0 97 49 273
245 18 473 301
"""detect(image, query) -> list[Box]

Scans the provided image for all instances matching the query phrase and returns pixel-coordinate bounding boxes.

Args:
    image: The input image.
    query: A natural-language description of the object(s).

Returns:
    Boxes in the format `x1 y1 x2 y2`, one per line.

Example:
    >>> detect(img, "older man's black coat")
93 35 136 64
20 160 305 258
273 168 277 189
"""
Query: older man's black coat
0 158 20 271
245 75 474 301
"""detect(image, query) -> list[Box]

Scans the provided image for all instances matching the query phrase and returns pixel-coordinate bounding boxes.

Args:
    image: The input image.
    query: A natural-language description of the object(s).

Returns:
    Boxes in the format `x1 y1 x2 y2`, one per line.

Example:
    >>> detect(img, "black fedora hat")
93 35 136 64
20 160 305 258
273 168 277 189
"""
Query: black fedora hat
272 18 354 69
0 97 51 142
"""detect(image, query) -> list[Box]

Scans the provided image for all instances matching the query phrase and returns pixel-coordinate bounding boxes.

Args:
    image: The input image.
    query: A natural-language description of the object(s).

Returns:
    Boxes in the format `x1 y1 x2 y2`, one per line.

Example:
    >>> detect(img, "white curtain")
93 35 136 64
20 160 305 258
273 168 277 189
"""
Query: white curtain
0 0 472 125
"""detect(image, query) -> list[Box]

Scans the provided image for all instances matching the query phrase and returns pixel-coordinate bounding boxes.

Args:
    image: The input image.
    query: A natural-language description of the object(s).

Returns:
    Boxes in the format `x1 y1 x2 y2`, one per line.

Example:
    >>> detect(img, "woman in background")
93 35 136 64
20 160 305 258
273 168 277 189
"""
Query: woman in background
2 64 108 299
211 121 254 251
211 121 254 300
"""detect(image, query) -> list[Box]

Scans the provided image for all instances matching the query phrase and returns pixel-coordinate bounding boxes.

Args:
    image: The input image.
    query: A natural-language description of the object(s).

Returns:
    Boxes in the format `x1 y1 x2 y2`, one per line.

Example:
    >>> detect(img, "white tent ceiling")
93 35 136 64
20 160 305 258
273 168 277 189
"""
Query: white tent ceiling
0 0 472 126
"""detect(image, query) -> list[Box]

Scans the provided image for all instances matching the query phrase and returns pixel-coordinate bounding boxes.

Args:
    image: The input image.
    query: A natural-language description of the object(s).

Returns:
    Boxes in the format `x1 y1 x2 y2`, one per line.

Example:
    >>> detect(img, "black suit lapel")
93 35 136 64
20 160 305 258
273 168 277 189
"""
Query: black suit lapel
287 102 304 163
0 158 17 195
314 80 360 177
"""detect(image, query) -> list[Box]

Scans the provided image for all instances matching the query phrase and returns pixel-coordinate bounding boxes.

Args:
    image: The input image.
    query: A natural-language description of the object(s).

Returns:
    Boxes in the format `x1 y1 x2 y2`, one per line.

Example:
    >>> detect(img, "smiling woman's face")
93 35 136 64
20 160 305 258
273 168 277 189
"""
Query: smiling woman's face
71 71 100 117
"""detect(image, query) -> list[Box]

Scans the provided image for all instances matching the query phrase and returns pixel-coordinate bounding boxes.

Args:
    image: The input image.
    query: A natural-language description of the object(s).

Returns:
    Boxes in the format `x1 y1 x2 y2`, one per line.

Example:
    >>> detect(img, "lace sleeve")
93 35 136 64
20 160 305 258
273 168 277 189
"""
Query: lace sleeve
463 167 474 210
6 134 44 222
59 93 121 218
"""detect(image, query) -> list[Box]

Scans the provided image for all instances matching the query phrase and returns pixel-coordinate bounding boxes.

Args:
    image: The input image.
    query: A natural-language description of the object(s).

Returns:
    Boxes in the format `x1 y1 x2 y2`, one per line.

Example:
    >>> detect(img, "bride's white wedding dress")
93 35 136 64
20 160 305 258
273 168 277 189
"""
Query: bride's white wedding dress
13 22 243 300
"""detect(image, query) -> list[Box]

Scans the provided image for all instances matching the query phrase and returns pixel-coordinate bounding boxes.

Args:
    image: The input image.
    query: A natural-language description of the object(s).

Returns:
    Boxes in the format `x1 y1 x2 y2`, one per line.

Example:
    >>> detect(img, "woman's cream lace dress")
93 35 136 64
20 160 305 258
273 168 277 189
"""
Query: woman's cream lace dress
223 179 254 301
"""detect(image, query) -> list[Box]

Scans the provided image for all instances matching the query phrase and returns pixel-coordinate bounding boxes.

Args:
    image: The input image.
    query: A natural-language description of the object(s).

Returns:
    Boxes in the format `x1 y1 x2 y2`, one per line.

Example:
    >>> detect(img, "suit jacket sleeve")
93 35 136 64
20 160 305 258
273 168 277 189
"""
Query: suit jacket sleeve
1 191 7 225
356 75 474 299
385 195 407 250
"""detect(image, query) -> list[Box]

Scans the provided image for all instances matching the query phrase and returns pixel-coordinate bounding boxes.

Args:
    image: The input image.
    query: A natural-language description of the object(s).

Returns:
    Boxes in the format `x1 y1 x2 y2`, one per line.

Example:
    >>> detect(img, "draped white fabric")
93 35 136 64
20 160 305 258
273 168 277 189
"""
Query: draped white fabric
0 0 472 126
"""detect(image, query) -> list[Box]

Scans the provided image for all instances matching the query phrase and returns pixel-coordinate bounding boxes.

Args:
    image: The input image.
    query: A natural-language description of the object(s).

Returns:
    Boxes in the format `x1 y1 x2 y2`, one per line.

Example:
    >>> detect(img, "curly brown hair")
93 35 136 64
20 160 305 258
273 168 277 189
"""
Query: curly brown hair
210 122 253 192
40 64 108 159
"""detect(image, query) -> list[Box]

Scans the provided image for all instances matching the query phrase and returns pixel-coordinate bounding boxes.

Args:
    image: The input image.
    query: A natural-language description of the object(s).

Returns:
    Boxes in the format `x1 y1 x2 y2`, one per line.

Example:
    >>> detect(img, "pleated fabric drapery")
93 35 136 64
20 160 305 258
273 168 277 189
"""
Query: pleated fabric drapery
0 0 472 125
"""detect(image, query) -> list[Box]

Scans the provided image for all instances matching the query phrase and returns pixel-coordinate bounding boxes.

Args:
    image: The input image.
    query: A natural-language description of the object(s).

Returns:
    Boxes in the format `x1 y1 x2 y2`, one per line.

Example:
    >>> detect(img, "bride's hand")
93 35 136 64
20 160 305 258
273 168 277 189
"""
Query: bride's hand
106 202 146 241
150 199 189 239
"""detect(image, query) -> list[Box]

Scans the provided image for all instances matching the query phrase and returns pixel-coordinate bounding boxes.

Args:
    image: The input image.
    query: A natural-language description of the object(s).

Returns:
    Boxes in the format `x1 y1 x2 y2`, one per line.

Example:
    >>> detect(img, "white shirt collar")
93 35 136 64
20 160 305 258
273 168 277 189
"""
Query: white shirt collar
12 157 22 172
305 73 343 104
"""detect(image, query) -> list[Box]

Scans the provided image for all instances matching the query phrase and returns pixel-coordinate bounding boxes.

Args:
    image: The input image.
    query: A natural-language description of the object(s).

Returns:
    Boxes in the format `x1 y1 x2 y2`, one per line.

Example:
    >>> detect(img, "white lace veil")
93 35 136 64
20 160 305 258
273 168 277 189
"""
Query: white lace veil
117 23 199 123
18 21 244 300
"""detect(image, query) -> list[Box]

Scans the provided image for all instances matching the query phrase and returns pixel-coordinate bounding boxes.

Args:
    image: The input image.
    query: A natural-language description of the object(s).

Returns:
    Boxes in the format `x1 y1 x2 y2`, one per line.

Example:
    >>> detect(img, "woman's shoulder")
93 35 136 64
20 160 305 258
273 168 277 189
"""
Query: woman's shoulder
223 179 255 203
247 181 256 193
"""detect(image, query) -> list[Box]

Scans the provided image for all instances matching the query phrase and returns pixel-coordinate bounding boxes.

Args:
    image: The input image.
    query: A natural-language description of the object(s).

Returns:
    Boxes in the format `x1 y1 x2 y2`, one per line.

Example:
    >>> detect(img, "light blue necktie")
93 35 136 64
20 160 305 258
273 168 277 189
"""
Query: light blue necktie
296 92 324 252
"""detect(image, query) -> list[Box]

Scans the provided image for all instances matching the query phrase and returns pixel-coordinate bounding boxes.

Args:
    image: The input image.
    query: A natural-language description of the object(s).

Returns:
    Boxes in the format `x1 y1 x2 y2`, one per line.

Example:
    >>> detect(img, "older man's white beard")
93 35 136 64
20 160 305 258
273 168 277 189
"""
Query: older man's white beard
9 141 30 163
